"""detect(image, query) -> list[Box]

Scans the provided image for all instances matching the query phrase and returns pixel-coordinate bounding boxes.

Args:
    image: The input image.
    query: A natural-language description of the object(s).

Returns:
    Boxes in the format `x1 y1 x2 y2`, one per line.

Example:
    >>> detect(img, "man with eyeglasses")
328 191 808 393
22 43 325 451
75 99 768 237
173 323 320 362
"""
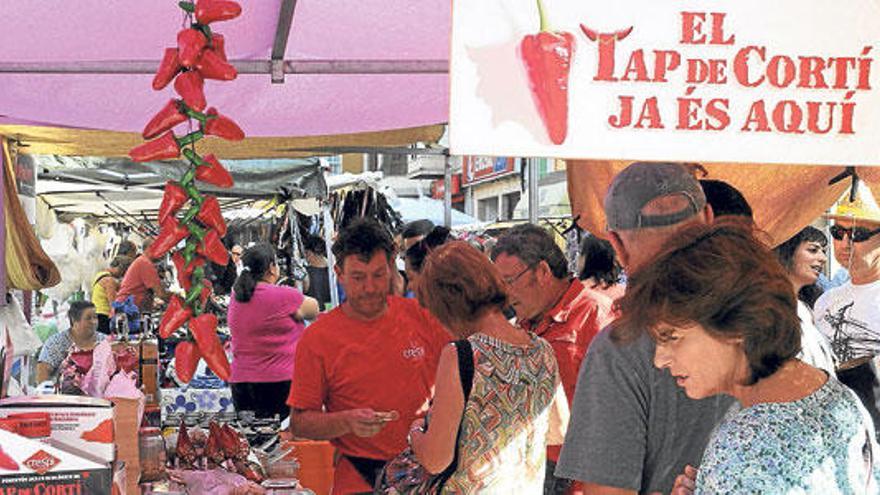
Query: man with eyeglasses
491 224 612 495
813 187 880 433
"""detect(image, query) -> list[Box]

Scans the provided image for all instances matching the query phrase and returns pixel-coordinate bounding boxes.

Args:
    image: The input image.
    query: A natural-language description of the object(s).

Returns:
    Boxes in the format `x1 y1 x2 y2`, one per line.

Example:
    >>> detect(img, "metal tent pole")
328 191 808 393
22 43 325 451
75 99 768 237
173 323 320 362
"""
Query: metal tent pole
443 153 452 228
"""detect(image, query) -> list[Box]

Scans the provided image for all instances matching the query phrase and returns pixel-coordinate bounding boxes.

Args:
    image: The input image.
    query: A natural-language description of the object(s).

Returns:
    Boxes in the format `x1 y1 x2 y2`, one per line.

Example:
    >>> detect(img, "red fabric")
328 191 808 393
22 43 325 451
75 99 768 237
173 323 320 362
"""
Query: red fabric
520 279 607 465
287 296 449 494
115 254 161 310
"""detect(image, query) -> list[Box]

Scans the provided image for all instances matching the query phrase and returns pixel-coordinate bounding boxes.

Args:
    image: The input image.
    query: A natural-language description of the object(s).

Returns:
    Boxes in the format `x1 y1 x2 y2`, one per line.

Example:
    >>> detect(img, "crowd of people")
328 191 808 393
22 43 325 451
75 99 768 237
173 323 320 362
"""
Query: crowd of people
29 160 880 493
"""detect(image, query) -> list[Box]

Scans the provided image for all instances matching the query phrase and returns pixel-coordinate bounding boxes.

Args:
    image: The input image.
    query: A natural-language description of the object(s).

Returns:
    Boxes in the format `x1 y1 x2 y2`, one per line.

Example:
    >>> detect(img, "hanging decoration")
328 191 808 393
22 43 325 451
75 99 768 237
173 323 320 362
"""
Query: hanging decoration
129 0 243 383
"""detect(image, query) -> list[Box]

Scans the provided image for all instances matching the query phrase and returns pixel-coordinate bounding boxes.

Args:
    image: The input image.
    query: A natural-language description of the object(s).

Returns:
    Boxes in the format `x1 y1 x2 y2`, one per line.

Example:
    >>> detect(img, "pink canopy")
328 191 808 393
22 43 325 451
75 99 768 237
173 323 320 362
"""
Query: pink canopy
0 0 449 137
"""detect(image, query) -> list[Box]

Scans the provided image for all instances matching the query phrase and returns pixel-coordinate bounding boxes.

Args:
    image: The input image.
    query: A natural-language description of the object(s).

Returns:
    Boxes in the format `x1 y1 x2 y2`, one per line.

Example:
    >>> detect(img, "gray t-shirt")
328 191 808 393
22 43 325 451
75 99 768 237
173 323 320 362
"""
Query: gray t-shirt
556 328 733 494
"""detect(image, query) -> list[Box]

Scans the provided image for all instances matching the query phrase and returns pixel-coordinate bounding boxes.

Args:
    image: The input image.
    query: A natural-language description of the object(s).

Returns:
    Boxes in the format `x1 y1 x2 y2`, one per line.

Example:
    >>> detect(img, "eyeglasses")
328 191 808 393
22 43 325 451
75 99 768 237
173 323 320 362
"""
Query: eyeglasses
829 224 880 243
231 251 243 256
503 264 535 286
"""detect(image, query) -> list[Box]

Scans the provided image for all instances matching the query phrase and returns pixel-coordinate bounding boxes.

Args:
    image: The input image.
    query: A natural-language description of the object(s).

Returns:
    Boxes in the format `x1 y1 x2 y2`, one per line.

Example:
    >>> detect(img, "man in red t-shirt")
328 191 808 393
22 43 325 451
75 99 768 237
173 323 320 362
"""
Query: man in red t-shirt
287 220 449 495
115 239 168 313
492 224 614 495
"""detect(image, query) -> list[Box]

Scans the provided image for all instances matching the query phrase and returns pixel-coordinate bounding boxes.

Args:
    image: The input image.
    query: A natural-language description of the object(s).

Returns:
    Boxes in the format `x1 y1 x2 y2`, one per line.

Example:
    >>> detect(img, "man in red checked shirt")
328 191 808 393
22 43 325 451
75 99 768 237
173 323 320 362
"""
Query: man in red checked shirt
492 224 614 495
288 219 449 495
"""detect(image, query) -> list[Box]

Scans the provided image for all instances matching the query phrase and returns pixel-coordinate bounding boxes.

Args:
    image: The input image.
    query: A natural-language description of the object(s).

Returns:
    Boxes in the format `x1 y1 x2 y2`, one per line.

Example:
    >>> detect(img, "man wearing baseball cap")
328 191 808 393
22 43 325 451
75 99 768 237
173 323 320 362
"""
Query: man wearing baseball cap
556 162 734 494
813 185 880 433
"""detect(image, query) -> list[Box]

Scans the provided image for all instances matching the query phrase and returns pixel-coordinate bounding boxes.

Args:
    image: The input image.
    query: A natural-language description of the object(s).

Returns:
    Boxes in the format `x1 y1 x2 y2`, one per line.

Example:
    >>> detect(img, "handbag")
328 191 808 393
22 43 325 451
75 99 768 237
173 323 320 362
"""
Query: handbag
374 339 474 494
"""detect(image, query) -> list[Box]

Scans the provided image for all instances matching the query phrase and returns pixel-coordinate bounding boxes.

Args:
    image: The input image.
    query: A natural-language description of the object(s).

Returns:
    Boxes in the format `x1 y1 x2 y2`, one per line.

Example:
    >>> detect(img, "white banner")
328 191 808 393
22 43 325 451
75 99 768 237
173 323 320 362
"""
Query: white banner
449 0 880 165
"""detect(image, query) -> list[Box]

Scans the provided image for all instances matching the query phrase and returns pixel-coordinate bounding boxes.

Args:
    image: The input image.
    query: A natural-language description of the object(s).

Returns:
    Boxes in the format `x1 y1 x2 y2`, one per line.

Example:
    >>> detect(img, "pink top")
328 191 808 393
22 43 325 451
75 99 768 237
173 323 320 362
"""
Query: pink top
227 283 305 383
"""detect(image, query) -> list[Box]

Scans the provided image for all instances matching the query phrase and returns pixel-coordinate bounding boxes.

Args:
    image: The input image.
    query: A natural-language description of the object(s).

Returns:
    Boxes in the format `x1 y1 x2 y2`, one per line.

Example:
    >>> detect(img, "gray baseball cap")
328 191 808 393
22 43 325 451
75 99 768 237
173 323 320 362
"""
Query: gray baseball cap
604 162 706 231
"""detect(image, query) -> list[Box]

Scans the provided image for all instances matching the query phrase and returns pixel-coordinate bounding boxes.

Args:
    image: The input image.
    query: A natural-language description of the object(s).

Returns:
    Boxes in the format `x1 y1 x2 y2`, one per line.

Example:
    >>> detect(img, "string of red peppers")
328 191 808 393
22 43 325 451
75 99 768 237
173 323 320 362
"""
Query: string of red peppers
128 0 243 383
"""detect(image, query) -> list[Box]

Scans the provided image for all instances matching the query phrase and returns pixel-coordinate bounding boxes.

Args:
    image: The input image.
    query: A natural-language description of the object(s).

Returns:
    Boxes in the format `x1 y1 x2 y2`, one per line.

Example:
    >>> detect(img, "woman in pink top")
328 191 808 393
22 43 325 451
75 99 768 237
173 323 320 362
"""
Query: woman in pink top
227 244 319 419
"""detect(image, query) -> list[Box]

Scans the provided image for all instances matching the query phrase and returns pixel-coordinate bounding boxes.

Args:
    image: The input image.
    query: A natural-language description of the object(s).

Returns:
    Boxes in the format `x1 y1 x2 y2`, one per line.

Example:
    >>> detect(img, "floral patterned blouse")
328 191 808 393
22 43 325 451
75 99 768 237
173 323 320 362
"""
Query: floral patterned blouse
696 377 880 494
442 333 559 494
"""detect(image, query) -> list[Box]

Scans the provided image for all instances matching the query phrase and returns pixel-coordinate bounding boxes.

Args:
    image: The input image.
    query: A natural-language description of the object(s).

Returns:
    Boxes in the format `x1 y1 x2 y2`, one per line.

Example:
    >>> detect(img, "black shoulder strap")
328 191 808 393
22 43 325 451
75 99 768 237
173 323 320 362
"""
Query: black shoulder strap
92 272 112 288
434 339 475 491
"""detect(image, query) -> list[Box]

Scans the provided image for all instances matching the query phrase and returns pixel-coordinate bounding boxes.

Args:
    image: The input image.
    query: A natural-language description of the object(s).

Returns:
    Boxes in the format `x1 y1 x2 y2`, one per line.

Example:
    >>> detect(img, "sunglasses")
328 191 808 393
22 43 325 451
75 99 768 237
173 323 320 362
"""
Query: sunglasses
829 224 880 243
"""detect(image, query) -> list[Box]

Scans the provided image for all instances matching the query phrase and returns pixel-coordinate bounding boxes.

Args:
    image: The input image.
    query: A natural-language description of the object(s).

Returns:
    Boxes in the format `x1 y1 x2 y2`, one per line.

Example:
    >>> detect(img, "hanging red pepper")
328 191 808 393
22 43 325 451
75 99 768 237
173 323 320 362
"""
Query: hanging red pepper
0 445 18 471
210 34 227 61
200 284 212 307
159 295 193 338
148 217 191 259
143 100 188 139
196 196 227 236
195 154 234 188
153 48 182 90
158 181 189 225
174 71 207 112
196 46 237 81
172 252 206 290
195 0 242 25
189 313 231 382
198 229 229 266
519 0 574 145
177 28 208 68
175 341 201 384
129 131 181 162
204 108 245 141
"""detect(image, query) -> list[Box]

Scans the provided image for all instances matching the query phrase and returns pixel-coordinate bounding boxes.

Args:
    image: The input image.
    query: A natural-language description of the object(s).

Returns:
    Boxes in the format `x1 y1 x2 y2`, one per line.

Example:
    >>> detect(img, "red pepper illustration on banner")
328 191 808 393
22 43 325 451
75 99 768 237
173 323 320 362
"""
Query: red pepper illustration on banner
198 229 230 265
196 196 228 236
148 217 190 259
190 313 231 381
204 108 245 140
143 100 188 139
80 419 114 443
196 46 237 81
129 131 181 162
174 70 207 111
159 295 193 338
580 25 633 82
175 341 201 384
153 48 182 90
195 0 242 25
0 445 18 471
158 181 189 224
519 0 574 145
177 28 208 67
196 154 234 188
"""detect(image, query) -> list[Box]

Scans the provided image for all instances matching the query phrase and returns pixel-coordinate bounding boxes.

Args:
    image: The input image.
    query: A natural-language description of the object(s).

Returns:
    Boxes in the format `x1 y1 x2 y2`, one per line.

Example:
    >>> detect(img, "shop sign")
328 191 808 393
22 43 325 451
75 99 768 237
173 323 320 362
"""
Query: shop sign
462 157 517 185
431 174 463 199
450 0 880 165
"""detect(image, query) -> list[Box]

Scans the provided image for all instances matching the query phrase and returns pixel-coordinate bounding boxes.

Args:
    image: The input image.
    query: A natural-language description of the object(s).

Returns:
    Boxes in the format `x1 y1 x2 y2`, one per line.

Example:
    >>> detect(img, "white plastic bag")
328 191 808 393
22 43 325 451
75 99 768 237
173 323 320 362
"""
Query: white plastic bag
0 297 42 357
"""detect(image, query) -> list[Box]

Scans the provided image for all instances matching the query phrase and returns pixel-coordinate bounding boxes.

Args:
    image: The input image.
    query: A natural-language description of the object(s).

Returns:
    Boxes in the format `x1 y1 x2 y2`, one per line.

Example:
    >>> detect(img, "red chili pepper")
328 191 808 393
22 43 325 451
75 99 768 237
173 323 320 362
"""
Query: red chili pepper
519 0 574 145
210 34 227 61
172 252 206 290
190 313 231 382
176 424 197 468
152 48 182 91
204 108 245 141
195 0 242 25
129 131 181 162
0 445 19 471
158 181 189 225
159 295 193 339
177 28 208 68
196 154 234 188
198 229 229 266
148 216 190 259
195 46 237 81
175 341 201 384
143 100 188 139
174 71 207 112
196 196 227 237
206 421 226 465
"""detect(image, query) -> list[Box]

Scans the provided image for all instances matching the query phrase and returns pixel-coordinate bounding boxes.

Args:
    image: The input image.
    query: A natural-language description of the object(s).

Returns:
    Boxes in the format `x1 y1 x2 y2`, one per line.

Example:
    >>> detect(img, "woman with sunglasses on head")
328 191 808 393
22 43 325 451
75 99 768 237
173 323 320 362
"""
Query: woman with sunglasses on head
774 226 836 377
813 188 880 437
618 219 879 492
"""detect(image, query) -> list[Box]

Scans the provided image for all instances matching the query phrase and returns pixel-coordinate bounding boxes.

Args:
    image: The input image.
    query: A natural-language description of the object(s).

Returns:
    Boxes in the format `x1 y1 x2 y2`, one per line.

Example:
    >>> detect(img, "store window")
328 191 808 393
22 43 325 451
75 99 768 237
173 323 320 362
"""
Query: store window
501 192 520 220
478 197 499 222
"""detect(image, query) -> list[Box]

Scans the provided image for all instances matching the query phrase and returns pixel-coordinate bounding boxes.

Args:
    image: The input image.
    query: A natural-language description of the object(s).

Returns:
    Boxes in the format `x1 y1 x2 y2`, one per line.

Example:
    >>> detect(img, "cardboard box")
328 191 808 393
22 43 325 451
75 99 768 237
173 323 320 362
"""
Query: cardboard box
0 428 112 494
111 397 140 495
0 395 115 464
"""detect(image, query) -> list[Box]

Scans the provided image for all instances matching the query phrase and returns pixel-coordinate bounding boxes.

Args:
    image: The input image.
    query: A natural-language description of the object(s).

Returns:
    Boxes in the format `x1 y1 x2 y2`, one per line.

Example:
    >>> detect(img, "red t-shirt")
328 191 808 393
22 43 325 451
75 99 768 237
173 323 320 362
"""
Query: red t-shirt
521 278 611 464
287 296 449 494
115 255 161 310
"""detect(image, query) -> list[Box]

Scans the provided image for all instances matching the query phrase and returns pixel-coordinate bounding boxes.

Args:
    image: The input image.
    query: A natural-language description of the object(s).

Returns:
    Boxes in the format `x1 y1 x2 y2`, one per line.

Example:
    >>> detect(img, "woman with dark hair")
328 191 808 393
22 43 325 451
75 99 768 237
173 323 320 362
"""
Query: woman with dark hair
227 243 319 418
403 225 452 293
617 221 878 492
576 235 624 300
774 226 836 376
408 242 559 493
